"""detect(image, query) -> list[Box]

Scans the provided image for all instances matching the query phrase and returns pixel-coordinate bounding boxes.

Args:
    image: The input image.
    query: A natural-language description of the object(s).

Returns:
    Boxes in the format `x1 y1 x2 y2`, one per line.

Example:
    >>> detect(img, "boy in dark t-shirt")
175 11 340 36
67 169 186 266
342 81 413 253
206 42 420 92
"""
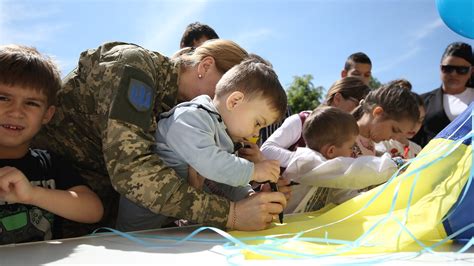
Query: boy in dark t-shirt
0 45 103 245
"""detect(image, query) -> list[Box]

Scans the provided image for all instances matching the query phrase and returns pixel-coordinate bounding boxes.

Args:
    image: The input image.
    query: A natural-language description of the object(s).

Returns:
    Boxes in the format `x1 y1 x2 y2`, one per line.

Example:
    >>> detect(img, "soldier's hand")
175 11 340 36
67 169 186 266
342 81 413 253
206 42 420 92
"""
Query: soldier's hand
227 191 286 231
0 166 34 204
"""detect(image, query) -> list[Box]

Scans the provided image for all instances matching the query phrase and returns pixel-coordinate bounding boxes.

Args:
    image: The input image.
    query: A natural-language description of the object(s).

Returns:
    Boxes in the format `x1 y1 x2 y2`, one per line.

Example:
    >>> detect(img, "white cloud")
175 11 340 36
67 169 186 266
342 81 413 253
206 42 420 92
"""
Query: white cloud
410 18 444 44
376 18 443 74
4 23 68 44
233 28 274 50
0 1 65 45
140 1 209 54
376 46 421 74
54 56 78 77
0 1 61 22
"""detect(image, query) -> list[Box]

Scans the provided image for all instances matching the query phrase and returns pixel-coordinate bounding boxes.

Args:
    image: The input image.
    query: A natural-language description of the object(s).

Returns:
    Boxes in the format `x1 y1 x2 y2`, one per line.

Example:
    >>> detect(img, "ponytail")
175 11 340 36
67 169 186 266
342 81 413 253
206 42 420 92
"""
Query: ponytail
354 85 419 123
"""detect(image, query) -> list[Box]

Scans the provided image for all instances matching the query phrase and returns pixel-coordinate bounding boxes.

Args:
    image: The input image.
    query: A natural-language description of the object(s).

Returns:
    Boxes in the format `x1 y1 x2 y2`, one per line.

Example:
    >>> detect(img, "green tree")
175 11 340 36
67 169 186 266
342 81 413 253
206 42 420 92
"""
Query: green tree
286 74 324 113
369 76 382 89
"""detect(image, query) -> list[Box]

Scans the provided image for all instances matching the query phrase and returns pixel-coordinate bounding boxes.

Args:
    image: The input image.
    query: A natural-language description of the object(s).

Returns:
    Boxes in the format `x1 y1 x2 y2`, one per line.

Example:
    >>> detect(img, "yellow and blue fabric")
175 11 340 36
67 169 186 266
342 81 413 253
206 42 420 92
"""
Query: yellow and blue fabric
441 103 473 242
94 104 472 262
229 103 473 259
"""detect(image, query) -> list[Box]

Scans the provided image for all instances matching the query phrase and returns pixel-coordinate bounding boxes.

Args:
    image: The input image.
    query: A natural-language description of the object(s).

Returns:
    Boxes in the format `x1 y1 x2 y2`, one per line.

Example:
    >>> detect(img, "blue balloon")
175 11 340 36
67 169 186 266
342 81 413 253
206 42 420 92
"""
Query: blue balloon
436 0 474 39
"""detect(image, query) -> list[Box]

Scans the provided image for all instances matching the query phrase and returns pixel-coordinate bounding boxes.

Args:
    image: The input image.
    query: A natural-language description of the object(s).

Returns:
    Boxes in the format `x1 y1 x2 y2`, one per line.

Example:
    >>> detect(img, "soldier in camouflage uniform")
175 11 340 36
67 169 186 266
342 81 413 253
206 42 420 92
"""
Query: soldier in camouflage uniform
33 40 287 235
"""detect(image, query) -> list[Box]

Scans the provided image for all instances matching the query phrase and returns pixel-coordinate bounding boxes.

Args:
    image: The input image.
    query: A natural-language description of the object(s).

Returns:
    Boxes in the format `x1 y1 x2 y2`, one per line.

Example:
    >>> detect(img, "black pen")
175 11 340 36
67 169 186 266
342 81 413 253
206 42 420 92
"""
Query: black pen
269 182 284 224
288 180 300 187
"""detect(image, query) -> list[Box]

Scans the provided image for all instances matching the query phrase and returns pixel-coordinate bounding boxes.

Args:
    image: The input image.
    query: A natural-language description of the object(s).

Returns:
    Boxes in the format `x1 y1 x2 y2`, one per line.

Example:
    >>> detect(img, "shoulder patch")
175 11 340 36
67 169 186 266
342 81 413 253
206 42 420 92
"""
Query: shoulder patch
128 79 153 112
109 66 156 129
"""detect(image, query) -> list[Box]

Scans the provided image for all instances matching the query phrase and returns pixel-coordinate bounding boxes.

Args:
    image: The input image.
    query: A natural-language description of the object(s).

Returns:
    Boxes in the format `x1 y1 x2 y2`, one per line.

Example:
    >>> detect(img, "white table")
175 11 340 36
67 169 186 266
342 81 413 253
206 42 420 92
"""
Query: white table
0 226 473 265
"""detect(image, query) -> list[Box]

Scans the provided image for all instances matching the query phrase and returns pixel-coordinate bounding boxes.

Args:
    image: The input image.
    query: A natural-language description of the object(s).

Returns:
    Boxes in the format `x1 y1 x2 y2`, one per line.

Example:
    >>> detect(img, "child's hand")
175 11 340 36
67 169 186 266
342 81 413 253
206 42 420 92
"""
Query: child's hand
0 166 34 204
260 179 292 201
188 166 205 190
277 179 292 201
252 160 280 183
238 142 265 163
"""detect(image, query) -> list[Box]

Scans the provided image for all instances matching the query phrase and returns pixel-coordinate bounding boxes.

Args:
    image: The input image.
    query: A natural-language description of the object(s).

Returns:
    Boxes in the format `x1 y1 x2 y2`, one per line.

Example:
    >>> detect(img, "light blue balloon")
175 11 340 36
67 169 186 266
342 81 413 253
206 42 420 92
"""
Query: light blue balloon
436 0 474 39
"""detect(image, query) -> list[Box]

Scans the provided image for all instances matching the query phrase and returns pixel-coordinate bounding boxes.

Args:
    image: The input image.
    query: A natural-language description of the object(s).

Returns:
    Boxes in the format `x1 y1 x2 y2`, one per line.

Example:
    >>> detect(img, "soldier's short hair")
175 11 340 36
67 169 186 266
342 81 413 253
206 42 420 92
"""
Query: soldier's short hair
344 52 372 71
385 78 412 91
303 106 359 152
180 22 219 49
215 55 288 121
0 44 61 106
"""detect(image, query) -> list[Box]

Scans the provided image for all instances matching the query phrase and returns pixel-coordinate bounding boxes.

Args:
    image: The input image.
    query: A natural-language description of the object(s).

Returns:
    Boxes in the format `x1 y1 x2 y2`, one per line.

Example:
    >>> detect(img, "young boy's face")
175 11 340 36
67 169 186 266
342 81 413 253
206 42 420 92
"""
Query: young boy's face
0 84 55 152
343 63 372 85
224 95 280 142
331 133 357 158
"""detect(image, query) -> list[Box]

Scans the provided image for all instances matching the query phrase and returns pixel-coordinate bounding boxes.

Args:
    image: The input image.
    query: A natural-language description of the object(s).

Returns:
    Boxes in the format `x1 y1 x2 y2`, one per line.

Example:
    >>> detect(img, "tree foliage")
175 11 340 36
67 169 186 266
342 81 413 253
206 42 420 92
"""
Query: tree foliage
369 76 382 89
286 74 324 113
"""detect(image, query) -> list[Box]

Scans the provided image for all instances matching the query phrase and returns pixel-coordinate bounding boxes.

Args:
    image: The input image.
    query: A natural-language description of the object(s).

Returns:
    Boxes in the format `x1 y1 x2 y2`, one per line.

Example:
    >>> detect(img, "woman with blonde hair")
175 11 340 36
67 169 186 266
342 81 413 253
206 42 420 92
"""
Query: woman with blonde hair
33 39 287 235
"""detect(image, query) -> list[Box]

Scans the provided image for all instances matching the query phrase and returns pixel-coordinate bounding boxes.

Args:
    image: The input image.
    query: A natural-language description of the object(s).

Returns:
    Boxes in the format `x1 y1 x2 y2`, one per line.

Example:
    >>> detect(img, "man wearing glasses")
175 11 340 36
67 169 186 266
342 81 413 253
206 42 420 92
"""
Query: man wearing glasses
413 42 474 147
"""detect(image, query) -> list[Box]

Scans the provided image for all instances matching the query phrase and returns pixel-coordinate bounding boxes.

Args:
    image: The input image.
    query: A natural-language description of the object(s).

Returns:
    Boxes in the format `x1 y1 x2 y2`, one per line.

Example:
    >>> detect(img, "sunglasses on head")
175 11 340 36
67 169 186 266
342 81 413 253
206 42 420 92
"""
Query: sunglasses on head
441 65 471 75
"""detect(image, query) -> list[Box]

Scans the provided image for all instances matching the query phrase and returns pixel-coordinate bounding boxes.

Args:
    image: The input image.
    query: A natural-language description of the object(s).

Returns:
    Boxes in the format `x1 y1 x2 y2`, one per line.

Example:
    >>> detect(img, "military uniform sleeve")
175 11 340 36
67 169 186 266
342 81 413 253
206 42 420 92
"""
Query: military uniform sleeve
103 55 230 227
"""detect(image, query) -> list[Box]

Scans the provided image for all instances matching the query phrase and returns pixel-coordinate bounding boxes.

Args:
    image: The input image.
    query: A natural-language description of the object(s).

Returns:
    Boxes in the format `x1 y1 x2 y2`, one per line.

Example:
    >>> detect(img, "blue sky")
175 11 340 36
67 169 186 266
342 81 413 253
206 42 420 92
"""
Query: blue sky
0 0 472 94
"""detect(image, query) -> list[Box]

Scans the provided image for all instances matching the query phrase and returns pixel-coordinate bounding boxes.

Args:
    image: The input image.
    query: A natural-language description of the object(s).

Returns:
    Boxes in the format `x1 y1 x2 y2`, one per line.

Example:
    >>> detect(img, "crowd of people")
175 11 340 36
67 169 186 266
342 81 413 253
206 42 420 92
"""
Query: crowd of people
0 22 472 245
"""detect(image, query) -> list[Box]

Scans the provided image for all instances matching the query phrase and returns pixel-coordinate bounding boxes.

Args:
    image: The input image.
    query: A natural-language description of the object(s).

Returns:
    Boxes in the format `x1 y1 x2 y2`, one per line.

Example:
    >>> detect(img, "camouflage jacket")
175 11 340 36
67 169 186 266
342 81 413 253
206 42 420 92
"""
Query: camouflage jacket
34 42 230 227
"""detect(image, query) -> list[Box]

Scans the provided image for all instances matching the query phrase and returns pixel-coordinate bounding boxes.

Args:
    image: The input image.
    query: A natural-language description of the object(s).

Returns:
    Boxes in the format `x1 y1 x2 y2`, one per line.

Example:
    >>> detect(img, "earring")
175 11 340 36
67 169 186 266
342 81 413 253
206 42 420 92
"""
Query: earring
198 74 202 79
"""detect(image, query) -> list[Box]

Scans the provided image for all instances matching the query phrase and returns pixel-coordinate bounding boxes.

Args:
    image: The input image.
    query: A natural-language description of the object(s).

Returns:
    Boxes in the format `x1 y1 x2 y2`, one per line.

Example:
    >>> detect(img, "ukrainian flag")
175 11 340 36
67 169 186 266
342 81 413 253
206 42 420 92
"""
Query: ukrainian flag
231 103 473 259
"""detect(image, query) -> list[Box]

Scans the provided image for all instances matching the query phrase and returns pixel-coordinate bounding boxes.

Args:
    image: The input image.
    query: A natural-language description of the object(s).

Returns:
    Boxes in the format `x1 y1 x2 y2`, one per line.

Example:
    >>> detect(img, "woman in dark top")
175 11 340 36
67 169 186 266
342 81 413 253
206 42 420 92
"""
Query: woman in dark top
412 42 473 147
